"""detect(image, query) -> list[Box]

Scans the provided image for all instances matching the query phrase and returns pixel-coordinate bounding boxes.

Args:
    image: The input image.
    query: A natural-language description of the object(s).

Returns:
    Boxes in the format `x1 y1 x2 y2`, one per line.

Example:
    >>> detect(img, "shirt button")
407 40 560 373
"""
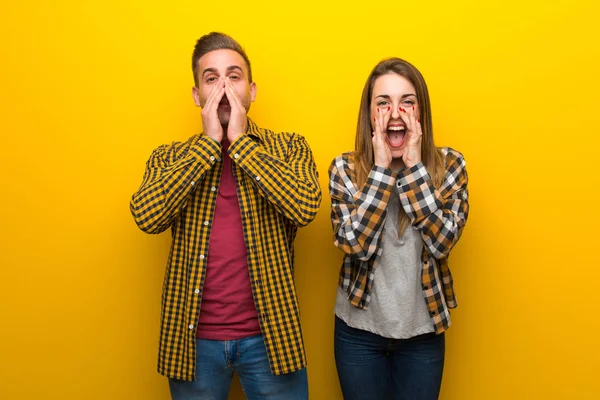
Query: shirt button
194 289 200 294
210 156 215 161
204 221 209 226
211 186 216 192
199 254 205 260
188 324 194 330
234 153 239 159
255 176 260 181
191 181 195 186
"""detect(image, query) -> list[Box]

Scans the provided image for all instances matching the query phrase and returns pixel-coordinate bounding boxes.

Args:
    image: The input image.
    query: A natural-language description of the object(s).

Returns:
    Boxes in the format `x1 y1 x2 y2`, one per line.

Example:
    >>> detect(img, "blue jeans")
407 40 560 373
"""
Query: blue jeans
168 335 308 400
334 316 445 400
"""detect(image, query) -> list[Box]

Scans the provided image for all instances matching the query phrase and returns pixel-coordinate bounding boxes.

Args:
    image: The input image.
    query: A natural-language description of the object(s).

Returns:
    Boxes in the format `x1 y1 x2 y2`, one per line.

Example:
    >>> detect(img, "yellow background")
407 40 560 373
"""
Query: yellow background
2 0 599 399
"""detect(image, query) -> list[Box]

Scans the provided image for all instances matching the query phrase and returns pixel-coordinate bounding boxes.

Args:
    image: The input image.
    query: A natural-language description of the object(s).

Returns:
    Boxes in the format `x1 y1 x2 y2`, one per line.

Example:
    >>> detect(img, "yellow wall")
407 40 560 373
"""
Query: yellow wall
2 0 599 398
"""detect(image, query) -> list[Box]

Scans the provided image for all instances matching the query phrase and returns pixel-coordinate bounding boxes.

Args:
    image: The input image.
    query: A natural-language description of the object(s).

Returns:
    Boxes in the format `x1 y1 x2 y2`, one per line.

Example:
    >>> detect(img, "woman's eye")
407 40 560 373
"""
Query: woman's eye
377 101 388 106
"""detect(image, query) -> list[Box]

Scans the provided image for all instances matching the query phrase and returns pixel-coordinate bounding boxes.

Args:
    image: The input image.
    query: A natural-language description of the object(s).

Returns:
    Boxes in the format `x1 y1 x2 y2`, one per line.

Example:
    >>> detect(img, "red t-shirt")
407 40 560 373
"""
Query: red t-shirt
196 139 261 340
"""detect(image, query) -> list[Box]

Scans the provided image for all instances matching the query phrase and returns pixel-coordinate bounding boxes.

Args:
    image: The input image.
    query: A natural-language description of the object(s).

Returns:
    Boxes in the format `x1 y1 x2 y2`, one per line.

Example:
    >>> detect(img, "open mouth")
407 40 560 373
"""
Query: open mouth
218 99 230 108
386 125 406 148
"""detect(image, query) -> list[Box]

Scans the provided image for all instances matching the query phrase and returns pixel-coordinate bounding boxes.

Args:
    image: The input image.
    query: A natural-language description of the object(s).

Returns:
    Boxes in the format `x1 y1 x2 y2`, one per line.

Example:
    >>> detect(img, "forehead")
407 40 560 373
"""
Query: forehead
372 73 415 97
197 49 248 75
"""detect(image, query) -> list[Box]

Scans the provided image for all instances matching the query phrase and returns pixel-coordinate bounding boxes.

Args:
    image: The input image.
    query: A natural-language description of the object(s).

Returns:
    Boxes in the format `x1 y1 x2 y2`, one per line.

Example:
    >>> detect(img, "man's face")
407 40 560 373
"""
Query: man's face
192 49 256 126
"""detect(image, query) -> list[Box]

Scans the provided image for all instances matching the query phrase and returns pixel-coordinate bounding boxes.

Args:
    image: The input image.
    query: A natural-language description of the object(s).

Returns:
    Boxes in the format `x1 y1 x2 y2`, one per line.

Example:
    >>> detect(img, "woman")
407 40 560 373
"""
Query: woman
329 58 469 400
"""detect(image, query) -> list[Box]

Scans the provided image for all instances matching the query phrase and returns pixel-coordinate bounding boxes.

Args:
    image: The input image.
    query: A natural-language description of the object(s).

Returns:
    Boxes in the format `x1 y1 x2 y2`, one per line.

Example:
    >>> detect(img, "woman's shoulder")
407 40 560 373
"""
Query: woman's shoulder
439 146 464 159
438 147 468 187
329 151 358 182
330 151 356 169
439 147 467 168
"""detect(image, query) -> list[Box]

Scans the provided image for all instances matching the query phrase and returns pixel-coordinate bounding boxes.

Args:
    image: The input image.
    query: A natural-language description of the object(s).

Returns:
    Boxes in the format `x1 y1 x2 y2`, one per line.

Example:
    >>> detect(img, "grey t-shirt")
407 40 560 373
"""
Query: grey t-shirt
335 184 435 339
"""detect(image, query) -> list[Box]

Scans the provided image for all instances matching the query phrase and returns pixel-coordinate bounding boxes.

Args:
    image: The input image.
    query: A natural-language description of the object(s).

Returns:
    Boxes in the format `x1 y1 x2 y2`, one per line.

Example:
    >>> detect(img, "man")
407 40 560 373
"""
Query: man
130 32 321 399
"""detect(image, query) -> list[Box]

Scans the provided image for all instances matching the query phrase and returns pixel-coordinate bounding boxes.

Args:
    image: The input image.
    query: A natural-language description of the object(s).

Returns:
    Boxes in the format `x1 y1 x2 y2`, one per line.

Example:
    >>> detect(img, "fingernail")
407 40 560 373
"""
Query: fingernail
418 118 421 124
373 117 376 122
377 108 380 113
387 106 390 111
412 106 414 111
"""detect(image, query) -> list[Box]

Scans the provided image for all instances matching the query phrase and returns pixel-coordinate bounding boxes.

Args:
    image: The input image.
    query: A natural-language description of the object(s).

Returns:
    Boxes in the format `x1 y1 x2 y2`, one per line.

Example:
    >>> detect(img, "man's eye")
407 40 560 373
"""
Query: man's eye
229 75 240 80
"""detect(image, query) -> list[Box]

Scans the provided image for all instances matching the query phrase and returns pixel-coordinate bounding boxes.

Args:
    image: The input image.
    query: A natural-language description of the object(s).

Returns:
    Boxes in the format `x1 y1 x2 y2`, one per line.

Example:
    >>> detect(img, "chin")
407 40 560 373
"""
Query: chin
390 150 404 159
217 114 230 126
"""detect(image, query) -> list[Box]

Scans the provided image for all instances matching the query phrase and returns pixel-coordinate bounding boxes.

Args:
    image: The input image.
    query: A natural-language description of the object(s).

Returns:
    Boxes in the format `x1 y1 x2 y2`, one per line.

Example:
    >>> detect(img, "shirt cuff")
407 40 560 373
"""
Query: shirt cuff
227 134 259 164
189 135 222 164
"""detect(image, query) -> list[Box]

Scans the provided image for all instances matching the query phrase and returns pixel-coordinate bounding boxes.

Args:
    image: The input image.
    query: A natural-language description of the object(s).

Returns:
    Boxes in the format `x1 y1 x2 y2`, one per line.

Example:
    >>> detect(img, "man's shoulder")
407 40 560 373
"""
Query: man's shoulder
147 133 199 154
258 127 299 142
254 125 314 153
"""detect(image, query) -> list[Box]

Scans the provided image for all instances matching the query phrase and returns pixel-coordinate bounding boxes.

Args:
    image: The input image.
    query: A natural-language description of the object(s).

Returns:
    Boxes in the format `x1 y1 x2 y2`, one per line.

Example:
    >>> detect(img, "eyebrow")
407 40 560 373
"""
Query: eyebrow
375 93 417 100
202 65 244 78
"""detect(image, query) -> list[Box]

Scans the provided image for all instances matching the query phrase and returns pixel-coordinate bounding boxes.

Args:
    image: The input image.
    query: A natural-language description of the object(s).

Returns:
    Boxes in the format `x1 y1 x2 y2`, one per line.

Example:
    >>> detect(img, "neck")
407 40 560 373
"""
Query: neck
390 158 404 171
222 138 231 151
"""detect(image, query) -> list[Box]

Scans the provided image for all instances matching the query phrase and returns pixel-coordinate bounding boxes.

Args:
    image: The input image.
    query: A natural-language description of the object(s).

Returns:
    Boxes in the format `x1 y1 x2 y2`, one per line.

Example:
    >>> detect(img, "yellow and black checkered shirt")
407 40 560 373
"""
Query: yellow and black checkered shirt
130 118 322 381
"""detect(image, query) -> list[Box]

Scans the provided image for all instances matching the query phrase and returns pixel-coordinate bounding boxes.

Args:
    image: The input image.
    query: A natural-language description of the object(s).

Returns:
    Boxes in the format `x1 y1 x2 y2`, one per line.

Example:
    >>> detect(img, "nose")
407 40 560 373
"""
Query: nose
391 105 400 120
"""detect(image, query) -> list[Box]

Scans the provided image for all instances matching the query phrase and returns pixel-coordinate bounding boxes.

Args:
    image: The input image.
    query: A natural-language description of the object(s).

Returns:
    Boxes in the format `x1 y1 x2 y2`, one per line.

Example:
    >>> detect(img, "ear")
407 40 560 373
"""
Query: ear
249 81 257 103
192 86 201 107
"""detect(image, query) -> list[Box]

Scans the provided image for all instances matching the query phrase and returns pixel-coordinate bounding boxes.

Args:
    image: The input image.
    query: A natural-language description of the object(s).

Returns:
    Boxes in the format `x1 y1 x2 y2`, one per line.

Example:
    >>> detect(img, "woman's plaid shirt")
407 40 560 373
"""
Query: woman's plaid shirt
328 147 469 333
130 118 321 381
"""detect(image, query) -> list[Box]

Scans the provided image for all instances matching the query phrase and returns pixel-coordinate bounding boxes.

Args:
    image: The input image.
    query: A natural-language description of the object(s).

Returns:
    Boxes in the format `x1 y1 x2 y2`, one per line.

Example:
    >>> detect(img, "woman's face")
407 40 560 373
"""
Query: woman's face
370 73 419 159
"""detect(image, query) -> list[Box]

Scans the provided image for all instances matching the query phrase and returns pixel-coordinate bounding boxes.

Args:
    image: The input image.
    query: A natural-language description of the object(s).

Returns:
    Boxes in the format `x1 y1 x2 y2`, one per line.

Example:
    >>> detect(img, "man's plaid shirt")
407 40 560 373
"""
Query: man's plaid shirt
131 118 321 381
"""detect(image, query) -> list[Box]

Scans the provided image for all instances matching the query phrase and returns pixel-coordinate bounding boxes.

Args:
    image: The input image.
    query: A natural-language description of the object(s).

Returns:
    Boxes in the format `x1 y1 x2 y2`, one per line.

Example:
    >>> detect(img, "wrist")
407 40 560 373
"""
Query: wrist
228 131 242 143
405 158 421 169
374 161 390 169
206 132 222 143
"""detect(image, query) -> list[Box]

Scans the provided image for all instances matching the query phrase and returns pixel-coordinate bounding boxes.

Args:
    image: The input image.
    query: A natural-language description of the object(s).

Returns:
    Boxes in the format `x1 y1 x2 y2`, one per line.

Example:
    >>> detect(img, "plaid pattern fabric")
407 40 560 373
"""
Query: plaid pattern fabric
328 148 469 333
130 118 321 381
